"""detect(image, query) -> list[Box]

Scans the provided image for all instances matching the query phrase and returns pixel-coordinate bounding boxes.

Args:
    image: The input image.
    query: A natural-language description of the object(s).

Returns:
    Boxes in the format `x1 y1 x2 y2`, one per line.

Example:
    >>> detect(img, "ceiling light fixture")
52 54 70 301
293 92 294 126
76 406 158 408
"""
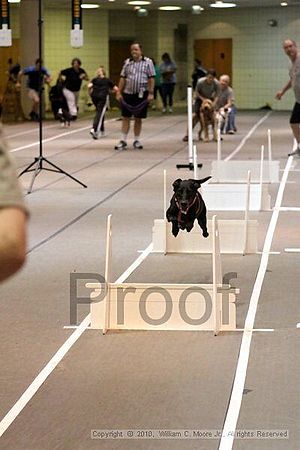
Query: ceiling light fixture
280 1 288 5
210 1 236 8
192 5 204 14
128 1 151 5
159 6 182 11
137 8 149 16
8 0 21 3
81 3 100 8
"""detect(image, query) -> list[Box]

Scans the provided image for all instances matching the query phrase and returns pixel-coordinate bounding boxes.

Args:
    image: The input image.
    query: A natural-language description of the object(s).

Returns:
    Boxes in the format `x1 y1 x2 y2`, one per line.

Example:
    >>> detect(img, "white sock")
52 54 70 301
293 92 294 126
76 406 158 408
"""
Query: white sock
121 133 128 142
134 135 140 141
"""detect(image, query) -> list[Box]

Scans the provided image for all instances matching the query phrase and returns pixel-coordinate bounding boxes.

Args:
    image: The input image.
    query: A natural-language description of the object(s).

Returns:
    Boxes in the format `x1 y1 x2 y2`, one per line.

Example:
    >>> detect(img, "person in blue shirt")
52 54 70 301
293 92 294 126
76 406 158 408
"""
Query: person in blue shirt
17 58 51 121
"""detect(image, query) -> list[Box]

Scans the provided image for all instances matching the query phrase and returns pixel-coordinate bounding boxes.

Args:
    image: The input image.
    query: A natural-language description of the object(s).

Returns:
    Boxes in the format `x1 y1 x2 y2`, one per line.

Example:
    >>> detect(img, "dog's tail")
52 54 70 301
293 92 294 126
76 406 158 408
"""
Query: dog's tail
197 176 211 185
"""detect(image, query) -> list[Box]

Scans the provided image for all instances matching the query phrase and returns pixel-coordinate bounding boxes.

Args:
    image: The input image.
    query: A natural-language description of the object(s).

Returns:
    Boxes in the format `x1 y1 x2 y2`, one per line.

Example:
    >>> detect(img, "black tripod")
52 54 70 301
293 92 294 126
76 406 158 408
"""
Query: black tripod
18 0 87 194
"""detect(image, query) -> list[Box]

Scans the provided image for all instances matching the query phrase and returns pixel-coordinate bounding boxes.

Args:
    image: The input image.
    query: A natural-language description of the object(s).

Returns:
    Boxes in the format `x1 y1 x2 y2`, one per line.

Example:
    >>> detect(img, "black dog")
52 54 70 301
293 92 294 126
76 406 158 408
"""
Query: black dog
166 177 211 238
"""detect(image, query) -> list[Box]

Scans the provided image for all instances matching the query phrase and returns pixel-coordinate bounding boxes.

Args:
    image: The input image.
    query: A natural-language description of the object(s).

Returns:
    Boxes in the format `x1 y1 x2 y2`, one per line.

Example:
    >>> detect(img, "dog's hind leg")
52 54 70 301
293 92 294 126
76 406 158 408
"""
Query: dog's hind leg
197 214 209 238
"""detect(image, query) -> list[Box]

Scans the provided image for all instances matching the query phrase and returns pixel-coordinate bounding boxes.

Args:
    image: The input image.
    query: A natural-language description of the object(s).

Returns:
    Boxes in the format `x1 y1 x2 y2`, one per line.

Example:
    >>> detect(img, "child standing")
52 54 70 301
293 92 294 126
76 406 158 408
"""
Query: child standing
88 66 118 139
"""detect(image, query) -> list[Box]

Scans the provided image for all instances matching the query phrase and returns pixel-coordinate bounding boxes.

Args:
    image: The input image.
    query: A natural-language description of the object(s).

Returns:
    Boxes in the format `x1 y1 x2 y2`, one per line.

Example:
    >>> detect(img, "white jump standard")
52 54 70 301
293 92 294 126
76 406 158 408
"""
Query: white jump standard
89 215 238 335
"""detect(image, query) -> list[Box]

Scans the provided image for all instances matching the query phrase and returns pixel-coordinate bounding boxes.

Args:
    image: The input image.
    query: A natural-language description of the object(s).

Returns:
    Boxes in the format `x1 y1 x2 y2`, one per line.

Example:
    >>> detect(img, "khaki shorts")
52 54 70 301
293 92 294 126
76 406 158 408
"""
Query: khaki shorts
28 89 39 103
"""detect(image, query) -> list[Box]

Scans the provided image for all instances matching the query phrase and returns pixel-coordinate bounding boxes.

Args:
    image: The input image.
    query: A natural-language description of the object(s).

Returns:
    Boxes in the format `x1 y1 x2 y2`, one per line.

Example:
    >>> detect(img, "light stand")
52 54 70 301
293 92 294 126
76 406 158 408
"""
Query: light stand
18 0 87 194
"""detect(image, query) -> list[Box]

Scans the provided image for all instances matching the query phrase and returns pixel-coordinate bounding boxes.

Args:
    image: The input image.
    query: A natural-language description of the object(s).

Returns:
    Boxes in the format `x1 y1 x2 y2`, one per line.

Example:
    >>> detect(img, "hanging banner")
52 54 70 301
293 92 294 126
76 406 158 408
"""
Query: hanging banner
71 0 83 48
0 0 12 47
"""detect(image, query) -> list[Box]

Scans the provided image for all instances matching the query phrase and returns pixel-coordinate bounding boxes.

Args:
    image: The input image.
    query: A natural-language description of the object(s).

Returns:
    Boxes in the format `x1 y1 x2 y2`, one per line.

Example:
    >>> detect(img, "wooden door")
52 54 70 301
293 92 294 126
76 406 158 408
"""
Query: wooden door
109 39 134 107
0 39 20 100
194 39 232 81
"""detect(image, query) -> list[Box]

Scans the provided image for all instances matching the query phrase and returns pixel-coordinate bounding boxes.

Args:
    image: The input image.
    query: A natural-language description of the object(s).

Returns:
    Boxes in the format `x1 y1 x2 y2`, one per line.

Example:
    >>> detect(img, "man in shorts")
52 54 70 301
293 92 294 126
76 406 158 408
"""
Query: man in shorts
17 59 51 121
115 42 155 150
276 39 300 156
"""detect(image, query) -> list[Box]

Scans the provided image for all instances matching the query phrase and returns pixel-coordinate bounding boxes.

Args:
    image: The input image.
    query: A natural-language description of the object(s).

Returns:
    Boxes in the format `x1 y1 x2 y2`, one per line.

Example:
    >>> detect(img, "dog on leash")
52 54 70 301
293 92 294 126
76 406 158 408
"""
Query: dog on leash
166 177 211 238
199 99 217 142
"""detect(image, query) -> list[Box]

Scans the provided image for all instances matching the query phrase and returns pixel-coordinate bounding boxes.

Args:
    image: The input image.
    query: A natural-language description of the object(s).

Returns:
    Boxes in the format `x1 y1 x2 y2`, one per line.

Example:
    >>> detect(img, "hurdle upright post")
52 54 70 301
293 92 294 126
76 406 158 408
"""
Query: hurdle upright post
259 145 264 210
103 214 112 335
187 86 193 166
163 169 168 255
177 86 202 171
243 170 251 255
217 116 222 161
193 145 198 179
268 129 272 160
212 215 222 336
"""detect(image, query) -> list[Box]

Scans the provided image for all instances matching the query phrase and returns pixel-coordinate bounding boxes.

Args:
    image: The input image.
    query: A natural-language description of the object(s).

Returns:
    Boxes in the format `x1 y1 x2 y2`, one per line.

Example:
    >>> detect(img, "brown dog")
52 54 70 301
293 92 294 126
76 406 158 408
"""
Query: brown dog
199 99 217 142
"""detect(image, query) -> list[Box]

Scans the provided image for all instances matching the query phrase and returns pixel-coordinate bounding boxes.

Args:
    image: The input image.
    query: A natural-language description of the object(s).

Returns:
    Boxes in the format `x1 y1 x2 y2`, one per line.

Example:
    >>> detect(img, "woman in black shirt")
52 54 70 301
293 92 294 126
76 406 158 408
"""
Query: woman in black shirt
88 66 118 139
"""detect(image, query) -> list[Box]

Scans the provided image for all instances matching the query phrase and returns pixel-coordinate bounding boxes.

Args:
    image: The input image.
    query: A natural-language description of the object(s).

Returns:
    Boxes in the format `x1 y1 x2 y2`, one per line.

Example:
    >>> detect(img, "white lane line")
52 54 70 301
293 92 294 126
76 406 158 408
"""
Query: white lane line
224 111 272 161
219 154 293 450
234 328 274 332
5 123 59 139
284 248 300 253
10 124 92 153
277 207 300 211
0 242 152 438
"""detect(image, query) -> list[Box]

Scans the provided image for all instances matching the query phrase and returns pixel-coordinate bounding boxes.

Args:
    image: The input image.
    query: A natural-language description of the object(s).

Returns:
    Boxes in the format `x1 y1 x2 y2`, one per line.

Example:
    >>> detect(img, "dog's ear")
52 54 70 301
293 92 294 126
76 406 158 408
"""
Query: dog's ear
172 178 182 191
196 176 212 187
191 180 201 190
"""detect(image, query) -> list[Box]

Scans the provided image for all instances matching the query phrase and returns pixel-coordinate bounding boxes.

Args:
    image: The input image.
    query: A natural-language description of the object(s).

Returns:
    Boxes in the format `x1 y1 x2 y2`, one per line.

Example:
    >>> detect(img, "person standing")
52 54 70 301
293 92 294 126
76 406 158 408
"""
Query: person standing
0 125 27 282
191 59 207 90
159 53 177 113
17 58 51 121
114 42 155 150
88 66 119 139
276 39 300 156
216 74 236 134
182 69 220 141
60 58 88 121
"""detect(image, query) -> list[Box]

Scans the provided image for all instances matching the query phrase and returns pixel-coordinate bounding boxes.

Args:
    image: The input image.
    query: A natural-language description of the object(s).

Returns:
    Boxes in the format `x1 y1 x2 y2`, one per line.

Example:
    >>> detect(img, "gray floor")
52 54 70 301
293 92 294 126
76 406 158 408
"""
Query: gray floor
0 110 299 450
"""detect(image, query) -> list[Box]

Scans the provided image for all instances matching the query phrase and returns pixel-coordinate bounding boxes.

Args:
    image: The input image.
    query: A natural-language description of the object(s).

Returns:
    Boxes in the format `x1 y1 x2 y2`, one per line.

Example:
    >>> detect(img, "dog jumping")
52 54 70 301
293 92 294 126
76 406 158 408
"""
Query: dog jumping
199 99 217 142
166 177 211 238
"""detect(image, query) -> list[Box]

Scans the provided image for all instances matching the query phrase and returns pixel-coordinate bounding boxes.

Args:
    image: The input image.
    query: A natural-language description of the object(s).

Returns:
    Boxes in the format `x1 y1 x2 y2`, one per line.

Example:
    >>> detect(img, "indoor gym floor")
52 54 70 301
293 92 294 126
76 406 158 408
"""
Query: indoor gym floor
0 109 299 450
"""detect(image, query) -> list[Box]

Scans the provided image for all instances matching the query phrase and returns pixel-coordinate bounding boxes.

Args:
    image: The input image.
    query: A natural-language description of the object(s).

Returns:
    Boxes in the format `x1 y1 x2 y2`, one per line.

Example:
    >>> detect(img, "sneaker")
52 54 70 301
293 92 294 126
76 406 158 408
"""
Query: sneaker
162 107 167 113
227 130 235 134
90 129 98 140
288 147 300 156
133 140 143 149
168 107 173 113
100 131 106 138
114 140 127 150
182 135 188 142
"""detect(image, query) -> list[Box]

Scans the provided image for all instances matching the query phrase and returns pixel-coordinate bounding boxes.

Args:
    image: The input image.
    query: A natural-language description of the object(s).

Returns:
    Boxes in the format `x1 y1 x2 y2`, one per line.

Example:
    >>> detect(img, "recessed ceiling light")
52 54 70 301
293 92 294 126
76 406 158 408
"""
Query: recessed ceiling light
8 0 21 3
280 1 288 5
210 1 236 8
192 5 204 10
128 1 151 5
81 3 100 8
159 6 182 11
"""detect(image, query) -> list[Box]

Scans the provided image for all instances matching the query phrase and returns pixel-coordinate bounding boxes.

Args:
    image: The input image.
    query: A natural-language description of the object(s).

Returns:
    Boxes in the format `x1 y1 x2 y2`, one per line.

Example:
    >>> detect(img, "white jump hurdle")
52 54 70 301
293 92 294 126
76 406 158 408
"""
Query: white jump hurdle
205 146 271 211
153 169 258 254
213 130 280 183
89 215 238 335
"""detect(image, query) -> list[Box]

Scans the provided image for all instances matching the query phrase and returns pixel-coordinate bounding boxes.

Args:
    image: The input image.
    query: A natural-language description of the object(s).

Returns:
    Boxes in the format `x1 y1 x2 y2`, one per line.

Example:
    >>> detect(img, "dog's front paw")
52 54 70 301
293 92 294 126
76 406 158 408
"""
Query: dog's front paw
203 231 209 238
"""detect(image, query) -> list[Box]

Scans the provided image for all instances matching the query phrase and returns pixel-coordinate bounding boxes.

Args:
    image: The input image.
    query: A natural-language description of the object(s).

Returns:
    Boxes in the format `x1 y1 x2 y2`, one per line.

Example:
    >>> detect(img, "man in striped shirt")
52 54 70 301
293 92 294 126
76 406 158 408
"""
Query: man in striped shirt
115 42 155 150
